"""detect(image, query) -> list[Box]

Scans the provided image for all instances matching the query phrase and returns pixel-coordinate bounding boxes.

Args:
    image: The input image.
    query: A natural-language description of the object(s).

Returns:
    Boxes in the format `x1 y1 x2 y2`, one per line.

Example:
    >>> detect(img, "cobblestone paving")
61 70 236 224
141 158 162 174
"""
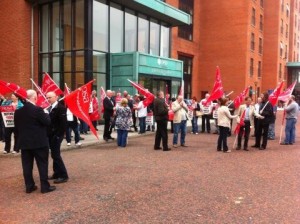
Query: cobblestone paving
0 111 299 223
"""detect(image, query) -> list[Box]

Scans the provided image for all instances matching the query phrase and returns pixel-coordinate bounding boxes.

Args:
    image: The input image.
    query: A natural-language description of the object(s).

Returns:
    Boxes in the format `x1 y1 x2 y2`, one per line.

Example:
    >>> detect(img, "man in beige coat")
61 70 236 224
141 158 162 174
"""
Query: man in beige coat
236 97 255 151
172 95 189 147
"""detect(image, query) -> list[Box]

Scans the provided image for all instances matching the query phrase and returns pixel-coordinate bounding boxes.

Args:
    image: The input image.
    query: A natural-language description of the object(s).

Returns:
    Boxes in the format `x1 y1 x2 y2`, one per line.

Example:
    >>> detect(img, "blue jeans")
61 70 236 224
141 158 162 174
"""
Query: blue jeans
139 117 146 133
284 118 297 144
173 120 187 145
192 116 199 133
117 129 128 147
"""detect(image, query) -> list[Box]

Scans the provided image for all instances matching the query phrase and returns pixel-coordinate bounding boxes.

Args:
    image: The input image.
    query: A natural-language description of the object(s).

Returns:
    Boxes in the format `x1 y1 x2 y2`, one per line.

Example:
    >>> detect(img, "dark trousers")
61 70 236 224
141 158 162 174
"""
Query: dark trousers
0 118 4 141
49 135 68 179
202 114 211 132
217 126 229 151
103 118 112 139
139 117 146 133
155 120 168 150
254 117 259 137
132 112 138 131
66 121 80 143
237 121 251 148
92 120 98 130
255 121 269 148
117 129 128 147
4 127 17 152
79 119 88 134
21 147 50 192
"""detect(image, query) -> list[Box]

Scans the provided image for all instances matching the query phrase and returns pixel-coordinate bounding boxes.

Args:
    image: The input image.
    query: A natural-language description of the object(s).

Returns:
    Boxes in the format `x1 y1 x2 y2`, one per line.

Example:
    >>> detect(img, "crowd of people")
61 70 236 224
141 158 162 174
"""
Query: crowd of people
0 87 299 194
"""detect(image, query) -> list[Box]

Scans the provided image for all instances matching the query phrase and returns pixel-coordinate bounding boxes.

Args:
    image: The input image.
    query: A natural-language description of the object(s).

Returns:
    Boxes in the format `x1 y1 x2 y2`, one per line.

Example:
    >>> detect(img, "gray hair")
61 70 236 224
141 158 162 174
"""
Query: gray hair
26 89 37 100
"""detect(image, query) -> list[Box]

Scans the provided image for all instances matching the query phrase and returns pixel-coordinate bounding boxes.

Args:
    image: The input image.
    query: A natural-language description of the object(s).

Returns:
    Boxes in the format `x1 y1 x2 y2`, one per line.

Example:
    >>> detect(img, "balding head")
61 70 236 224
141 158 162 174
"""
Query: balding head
46 91 58 104
106 90 113 98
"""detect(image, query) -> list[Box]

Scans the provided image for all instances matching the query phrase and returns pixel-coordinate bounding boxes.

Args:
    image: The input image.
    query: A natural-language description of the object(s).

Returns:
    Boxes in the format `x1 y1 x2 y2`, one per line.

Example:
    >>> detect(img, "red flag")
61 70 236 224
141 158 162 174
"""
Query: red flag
41 73 63 96
100 87 106 114
234 110 246 135
128 79 155 107
278 81 297 102
233 87 249 108
65 80 98 139
269 81 284 106
36 93 50 108
0 80 27 99
205 67 224 105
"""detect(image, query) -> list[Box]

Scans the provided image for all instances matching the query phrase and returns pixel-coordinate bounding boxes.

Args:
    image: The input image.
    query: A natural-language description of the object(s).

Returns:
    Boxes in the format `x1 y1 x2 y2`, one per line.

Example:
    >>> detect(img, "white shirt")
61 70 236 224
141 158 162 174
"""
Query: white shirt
137 101 147 117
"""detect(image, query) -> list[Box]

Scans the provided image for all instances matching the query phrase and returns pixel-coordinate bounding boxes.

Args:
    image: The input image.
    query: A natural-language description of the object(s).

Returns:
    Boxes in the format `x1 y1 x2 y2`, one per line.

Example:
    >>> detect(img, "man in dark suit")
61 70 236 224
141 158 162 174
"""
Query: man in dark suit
103 90 115 141
46 91 69 183
153 91 171 151
14 90 56 194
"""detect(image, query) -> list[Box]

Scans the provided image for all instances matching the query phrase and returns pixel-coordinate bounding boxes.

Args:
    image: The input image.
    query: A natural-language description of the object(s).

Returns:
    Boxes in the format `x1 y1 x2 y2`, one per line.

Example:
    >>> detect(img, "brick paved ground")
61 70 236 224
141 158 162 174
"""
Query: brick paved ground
0 110 299 223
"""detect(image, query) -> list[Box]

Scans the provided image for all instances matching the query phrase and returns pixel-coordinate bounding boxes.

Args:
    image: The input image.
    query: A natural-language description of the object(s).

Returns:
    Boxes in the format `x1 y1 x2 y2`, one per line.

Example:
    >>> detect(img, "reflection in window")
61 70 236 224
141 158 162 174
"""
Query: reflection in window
161 25 170 57
42 54 49 73
52 2 60 51
52 73 61 89
93 0 108 51
75 51 85 71
138 14 149 53
63 0 72 50
64 52 72 72
53 53 60 72
110 3 124 53
75 0 84 49
93 52 106 73
125 9 137 52
41 5 49 52
150 19 160 56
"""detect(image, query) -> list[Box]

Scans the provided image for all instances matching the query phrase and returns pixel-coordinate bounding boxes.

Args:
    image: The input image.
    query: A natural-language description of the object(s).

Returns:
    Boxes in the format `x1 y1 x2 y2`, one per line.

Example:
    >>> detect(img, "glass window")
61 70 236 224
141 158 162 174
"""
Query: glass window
259 37 263 54
138 14 149 53
110 3 124 53
42 54 49 73
74 72 85 88
63 0 72 51
52 2 60 51
53 53 60 72
41 5 49 52
52 73 61 90
125 9 137 52
258 61 262 78
63 72 72 89
150 19 160 56
250 58 254 76
75 51 84 71
259 15 263 31
178 0 193 40
93 52 106 73
64 52 72 72
75 0 84 49
251 8 256 26
251 33 255 51
93 0 108 51
160 25 170 57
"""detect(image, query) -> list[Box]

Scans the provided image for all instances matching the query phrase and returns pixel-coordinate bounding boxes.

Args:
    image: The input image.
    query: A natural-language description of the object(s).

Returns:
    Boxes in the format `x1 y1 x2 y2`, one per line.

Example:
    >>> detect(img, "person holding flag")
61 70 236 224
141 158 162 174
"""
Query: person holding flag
251 92 274 150
280 95 299 145
236 97 255 151
89 90 100 131
200 93 213 133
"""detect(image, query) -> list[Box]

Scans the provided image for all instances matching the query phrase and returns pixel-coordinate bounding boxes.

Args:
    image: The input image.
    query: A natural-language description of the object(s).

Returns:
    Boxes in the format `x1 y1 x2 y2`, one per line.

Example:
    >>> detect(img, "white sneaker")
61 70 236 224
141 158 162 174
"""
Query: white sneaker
75 142 82 146
3 151 7 154
195 132 199 135
67 143 71 146
11 151 16 154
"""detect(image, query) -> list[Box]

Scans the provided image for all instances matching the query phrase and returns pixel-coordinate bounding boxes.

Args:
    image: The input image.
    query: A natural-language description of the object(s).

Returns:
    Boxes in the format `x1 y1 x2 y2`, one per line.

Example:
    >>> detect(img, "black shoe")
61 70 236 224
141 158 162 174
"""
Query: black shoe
251 145 259 148
26 185 38 193
54 177 69 184
154 147 162 150
259 147 266 150
217 149 222 151
41 186 56 194
48 175 57 180
181 144 188 147
163 148 171 151
103 137 108 142
280 142 289 145
243 147 249 151
236 146 241 150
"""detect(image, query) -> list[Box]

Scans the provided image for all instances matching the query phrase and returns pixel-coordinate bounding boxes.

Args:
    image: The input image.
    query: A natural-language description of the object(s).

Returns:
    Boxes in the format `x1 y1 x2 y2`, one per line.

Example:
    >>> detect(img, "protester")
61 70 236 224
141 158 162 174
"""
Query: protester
236 97 255 151
115 98 132 147
0 94 5 142
46 91 69 183
103 90 115 141
200 93 213 133
1 93 23 154
190 96 200 134
267 105 277 140
253 97 262 137
135 95 147 134
281 95 299 145
153 91 170 151
89 90 100 131
227 97 235 136
66 108 82 146
14 90 56 194
212 100 220 134
217 97 237 153
172 95 189 147
146 102 155 132
252 92 274 150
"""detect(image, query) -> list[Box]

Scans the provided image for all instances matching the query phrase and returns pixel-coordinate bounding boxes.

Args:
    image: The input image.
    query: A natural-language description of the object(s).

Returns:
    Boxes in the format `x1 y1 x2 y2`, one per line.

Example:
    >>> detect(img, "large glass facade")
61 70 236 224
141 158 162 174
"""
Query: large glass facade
39 0 171 90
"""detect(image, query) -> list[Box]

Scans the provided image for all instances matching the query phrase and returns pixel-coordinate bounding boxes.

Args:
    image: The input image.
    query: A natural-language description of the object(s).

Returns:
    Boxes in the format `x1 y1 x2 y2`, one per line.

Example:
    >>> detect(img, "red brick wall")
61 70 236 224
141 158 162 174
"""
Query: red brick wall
0 0 39 90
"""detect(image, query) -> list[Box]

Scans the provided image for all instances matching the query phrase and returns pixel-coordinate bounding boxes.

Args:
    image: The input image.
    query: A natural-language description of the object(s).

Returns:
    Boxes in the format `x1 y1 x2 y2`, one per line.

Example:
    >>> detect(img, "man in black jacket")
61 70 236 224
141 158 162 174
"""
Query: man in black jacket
46 92 69 183
153 91 170 151
14 90 56 193
103 90 115 141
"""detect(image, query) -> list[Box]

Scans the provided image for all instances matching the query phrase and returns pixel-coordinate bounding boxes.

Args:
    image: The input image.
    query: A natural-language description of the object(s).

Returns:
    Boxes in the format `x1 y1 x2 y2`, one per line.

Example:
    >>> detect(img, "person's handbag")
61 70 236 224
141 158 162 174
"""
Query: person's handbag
195 111 203 117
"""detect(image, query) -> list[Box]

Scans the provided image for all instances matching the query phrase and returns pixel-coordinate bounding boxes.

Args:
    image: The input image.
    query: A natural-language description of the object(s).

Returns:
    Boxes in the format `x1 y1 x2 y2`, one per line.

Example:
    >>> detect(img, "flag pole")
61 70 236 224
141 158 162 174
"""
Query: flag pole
232 134 238 149
279 110 286 144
